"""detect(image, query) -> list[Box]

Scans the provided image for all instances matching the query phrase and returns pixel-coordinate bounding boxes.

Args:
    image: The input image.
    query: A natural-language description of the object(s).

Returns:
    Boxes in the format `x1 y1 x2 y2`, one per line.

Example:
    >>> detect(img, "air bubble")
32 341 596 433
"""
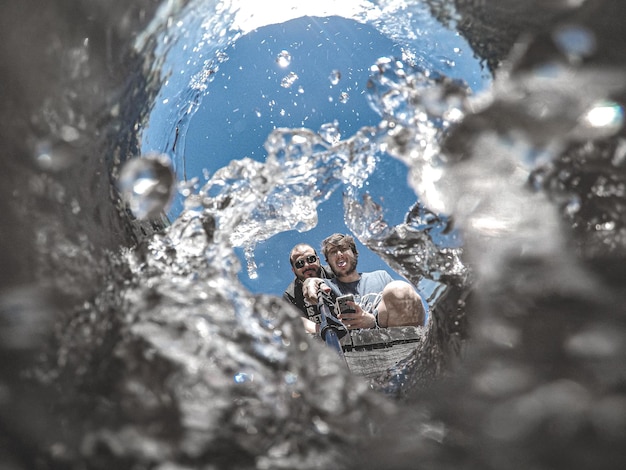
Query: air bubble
117 153 175 219
329 69 341 85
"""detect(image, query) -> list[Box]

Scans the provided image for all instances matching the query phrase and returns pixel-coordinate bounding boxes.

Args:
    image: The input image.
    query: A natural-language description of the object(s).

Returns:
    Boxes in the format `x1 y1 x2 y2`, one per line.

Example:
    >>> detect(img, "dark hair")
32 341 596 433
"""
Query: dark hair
321 233 358 261
288 243 317 266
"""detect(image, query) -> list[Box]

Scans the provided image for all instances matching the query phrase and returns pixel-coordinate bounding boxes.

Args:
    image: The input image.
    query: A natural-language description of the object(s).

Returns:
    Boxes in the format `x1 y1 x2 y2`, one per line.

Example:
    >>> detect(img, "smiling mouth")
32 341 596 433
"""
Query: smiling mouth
336 259 347 268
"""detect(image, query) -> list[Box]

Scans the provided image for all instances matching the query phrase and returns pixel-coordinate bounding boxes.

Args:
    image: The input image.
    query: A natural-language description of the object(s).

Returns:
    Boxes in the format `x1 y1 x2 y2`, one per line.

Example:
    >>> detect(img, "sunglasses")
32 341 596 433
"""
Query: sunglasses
294 255 318 269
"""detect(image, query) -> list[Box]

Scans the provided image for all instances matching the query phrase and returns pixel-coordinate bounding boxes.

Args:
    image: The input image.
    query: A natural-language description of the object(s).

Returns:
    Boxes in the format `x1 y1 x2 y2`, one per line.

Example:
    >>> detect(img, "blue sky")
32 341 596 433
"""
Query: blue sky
142 13 489 299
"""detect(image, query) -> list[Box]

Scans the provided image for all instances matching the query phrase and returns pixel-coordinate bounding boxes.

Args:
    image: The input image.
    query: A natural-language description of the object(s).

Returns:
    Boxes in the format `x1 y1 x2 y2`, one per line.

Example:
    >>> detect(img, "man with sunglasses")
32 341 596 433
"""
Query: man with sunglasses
283 243 335 334
302 233 425 330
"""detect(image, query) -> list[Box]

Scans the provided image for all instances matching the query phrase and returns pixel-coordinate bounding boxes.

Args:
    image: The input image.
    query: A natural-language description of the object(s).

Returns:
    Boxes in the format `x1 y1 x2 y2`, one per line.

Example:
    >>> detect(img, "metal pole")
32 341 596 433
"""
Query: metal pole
317 290 349 366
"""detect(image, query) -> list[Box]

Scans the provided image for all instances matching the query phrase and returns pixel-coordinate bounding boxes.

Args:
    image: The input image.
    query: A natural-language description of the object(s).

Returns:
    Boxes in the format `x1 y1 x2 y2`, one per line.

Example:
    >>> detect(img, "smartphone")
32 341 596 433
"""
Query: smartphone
336 294 356 315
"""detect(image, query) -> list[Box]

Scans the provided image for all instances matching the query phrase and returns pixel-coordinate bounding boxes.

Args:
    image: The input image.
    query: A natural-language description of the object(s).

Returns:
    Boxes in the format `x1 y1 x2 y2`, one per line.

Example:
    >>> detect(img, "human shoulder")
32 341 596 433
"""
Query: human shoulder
283 279 297 300
363 270 394 282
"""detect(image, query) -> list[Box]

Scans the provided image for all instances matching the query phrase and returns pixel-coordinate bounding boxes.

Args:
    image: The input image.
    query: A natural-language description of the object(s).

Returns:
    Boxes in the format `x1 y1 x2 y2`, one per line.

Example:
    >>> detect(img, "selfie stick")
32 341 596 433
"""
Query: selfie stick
317 289 348 365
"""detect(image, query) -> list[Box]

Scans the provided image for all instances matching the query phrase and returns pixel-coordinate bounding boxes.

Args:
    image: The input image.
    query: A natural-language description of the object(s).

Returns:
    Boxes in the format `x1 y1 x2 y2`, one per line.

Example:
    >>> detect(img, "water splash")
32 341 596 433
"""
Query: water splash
187 124 373 277
163 52 471 291
319 120 342 145
9 0 626 469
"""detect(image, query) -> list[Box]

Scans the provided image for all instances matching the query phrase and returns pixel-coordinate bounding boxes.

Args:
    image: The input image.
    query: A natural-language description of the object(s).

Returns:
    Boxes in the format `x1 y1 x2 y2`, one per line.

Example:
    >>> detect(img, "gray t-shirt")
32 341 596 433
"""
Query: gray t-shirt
325 270 394 313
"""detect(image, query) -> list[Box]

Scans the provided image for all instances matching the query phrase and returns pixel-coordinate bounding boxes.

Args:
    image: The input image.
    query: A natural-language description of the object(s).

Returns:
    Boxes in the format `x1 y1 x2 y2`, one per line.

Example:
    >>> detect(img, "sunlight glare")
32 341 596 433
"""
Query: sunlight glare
231 0 381 33
581 101 623 130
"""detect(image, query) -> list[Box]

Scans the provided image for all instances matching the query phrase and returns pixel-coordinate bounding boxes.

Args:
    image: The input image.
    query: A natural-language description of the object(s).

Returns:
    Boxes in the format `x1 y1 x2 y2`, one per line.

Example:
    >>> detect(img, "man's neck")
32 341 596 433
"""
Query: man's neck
337 271 360 283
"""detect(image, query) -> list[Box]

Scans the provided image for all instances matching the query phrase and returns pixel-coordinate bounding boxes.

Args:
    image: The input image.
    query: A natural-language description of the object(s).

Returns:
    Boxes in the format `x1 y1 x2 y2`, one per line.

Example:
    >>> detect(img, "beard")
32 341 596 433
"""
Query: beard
299 266 319 279
331 257 357 278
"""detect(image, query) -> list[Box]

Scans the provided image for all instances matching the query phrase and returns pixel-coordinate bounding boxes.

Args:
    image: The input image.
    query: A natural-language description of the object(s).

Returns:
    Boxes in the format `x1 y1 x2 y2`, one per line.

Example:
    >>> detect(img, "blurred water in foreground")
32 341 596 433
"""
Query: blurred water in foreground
1 0 626 469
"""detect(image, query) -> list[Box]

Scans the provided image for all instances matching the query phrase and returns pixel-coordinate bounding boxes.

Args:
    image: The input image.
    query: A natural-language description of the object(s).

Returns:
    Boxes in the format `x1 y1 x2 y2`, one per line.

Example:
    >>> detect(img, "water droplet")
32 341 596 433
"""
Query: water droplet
178 176 199 198
564 195 581 216
280 71 299 88
473 363 532 398
329 69 341 85
245 245 258 279
117 153 175 219
612 139 626 166
71 198 81 215
284 372 298 385
60 125 80 143
34 139 78 171
312 416 330 434
552 24 597 61
437 56 456 69
319 121 341 145
565 326 623 358
276 50 291 68
595 221 616 231
234 372 253 383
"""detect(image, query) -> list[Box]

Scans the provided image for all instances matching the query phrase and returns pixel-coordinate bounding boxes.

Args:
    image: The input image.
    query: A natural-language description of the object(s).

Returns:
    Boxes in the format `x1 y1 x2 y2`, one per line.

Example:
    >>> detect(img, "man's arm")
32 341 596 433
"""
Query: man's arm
301 277 327 305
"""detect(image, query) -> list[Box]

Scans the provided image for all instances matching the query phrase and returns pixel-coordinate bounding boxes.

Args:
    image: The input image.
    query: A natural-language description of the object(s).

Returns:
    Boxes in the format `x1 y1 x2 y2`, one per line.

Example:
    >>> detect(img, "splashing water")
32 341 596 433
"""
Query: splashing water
118 153 175 219
141 2 489 298
144 6 486 287
4 0 626 469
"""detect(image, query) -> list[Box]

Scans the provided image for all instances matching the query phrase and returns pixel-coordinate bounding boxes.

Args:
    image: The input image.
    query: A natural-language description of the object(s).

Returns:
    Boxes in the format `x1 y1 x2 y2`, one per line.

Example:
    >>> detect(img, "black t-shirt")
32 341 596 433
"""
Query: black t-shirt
283 266 335 322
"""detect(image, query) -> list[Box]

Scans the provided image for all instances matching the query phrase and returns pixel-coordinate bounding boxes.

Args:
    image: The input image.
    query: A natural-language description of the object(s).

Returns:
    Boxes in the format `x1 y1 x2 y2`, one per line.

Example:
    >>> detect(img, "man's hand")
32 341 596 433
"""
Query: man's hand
337 300 377 330
302 277 329 304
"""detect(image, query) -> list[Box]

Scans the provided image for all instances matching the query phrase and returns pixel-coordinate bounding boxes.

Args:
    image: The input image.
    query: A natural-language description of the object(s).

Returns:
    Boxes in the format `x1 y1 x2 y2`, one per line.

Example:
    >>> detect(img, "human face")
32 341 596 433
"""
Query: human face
291 246 321 281
326 244 357 278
